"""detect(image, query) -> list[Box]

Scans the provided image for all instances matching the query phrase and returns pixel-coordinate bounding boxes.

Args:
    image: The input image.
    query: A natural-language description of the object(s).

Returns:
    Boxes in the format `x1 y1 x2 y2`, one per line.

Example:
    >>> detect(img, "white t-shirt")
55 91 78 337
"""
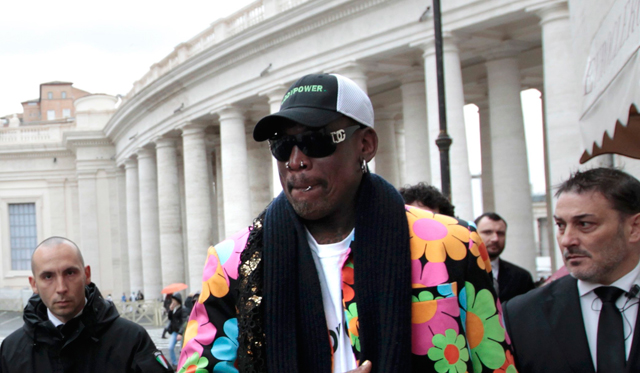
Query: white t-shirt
306 228 357 373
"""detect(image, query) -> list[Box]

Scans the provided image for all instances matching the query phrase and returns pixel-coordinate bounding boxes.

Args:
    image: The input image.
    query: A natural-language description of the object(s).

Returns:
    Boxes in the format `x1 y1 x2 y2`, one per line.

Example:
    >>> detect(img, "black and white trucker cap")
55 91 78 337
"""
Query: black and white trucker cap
253 73 374 141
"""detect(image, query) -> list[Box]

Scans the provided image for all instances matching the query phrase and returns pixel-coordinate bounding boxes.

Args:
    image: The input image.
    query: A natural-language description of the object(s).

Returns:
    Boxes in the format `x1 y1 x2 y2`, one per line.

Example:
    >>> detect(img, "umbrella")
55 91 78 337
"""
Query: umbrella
161 283 188 294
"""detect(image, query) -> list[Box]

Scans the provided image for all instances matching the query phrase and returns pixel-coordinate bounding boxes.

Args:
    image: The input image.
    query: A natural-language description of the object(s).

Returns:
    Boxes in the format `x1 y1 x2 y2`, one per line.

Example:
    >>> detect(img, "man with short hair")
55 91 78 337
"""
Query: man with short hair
475 212 535 302
399 182 455 217
503 168 640 372
0 236 173 372
179 73 514 373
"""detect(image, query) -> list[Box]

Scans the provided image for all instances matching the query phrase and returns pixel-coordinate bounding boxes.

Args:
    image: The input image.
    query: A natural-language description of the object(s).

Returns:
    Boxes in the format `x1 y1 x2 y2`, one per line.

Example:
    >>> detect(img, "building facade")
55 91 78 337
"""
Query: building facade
1 0 639 306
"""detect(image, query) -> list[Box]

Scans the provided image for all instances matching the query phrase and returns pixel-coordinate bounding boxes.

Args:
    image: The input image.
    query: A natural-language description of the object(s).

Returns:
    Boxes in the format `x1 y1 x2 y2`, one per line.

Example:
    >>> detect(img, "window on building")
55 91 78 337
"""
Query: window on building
47 110 55 120
47 92 53 100
62 109 71 118
61 91 67 99
9 203 38 271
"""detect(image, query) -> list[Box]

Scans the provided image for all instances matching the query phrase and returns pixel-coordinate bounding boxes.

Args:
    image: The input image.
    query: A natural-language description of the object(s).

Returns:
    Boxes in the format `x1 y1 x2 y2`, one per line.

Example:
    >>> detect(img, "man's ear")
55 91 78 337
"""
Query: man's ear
28 276 38 294
628 212 640 243
360 127 378 162
84 265 91 285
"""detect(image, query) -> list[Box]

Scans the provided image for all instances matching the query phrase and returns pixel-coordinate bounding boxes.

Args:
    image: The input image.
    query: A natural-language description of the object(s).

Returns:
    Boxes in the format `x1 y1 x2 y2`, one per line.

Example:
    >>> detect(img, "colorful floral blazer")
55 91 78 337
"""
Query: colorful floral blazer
178 206 517 373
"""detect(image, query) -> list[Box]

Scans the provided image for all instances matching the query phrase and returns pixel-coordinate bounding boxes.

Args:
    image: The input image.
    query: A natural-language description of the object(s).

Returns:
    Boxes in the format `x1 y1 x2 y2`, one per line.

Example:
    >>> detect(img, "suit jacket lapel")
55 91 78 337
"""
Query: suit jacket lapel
498 260 510 298
544 277 595 373
625 300 640 372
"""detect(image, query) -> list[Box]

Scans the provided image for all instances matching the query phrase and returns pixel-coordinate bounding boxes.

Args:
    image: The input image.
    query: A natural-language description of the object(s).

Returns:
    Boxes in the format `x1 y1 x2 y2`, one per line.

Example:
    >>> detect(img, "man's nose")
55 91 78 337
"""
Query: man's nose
558 226 578 248
55 277 68 293
287 146 310 170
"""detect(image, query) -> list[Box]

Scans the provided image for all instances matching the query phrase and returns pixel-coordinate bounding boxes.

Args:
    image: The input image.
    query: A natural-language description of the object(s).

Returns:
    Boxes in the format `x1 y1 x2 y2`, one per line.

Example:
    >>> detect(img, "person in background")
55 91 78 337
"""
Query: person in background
0 236 173 372
167 293 189 369
399 182 455 217
161 293 173 339
475 212 535 303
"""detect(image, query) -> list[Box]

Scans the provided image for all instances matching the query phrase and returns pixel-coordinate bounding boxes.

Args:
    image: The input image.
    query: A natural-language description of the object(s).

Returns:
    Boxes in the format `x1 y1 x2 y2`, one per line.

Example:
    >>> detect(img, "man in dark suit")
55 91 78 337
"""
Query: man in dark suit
503 168 640 373
475 212 535 302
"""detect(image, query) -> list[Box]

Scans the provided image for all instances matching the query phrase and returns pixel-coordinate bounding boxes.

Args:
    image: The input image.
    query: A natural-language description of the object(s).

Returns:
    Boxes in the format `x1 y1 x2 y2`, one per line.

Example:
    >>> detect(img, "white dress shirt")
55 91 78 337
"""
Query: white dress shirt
578 260 640 368
47 297 87 327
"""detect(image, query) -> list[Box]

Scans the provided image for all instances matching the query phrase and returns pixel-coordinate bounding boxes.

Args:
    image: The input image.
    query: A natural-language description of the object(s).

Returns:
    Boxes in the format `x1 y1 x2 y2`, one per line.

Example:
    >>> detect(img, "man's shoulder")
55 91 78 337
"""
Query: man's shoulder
506 275 576 312
0 325 30 356
2 325 28 344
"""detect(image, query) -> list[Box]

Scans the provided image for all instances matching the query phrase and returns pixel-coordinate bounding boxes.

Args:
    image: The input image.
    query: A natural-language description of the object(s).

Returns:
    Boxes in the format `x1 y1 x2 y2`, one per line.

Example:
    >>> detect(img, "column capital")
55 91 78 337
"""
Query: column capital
411 32 460 58
123 158 138 169
136 147 156 159
215 105 246 122
331 61 368 78
154 136 178 149
526 0 569 25
482 40 532 61
180 121 209 137
398 68 425 85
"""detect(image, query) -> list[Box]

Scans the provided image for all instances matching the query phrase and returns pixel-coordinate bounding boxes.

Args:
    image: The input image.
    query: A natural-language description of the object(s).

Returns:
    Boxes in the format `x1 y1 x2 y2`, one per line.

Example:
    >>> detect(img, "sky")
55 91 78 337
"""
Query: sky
0 0 254 116
0 0 546 212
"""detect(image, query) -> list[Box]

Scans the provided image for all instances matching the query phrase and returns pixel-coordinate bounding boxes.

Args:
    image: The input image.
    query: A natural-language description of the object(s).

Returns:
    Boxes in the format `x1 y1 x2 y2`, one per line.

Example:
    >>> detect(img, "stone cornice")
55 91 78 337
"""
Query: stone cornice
0 149 74 160
63 130 113 151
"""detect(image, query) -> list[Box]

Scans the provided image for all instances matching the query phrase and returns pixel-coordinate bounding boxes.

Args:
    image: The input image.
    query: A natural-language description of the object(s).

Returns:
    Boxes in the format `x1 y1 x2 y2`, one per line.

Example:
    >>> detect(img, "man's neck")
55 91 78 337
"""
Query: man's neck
304 214 356 244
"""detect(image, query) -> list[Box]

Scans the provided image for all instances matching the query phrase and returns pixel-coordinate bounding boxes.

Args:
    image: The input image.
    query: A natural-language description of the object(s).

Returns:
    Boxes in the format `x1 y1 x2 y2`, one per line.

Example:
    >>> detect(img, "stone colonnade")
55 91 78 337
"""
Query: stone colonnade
103 1 578 291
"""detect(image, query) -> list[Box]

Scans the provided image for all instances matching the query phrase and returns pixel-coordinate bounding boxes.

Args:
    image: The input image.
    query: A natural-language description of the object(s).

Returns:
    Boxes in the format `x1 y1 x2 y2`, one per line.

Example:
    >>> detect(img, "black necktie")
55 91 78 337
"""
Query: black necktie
594 286 626 372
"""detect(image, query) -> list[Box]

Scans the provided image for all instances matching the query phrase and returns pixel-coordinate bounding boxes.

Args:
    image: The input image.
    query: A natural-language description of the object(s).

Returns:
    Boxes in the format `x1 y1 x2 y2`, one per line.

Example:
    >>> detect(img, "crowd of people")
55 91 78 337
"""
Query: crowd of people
1 73 639 373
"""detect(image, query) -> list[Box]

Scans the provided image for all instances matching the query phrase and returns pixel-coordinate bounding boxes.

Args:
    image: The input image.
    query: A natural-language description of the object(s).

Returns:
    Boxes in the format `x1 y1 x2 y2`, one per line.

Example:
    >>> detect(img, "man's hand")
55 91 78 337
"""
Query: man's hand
346 360 371 373
177 335 182 341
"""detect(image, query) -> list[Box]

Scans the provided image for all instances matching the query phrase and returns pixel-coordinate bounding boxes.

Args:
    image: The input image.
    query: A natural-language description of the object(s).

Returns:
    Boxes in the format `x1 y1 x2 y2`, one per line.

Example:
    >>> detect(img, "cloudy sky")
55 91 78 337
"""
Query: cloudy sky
0 0 253 116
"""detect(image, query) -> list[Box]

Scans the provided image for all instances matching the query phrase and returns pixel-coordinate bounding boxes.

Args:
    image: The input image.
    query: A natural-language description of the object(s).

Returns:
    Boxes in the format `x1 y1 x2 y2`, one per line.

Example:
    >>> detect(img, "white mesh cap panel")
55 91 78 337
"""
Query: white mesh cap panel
333 74 374 128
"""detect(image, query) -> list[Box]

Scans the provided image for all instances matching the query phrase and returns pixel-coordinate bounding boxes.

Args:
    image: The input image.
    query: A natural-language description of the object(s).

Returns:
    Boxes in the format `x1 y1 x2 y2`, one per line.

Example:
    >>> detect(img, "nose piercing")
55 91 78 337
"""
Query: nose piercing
300 161 305 168
285 162 290 169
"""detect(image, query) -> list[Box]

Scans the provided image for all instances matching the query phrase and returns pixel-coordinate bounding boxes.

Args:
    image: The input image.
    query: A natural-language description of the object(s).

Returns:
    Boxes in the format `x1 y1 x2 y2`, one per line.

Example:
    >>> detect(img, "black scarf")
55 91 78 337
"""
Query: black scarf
262 173 412 372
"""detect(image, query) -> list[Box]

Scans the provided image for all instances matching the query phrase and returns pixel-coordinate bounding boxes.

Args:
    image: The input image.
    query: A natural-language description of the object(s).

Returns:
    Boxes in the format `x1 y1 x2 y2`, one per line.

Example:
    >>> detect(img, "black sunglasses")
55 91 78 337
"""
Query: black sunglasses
268 125 363 162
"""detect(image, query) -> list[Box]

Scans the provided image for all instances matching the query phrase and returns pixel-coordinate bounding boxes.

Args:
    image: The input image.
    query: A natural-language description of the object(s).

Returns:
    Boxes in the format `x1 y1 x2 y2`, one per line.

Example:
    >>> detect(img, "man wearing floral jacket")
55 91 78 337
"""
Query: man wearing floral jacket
178 73 515 373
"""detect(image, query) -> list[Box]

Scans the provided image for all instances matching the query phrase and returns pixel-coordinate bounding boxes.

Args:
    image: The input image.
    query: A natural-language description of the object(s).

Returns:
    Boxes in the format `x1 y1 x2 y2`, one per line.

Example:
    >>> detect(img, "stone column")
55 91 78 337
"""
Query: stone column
116 168 131 295
400 71 430 185
77 171 101 285
263 86 288 198
181 122 214 289
214 140 225 243
422 35 474 220
531 1 582 270
218 106 252 238
137 148 162 299
155 137 185 286
532 1 582 185
124 159 143 294
485 48 537 274
476 100 495 212
374 111 400 187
